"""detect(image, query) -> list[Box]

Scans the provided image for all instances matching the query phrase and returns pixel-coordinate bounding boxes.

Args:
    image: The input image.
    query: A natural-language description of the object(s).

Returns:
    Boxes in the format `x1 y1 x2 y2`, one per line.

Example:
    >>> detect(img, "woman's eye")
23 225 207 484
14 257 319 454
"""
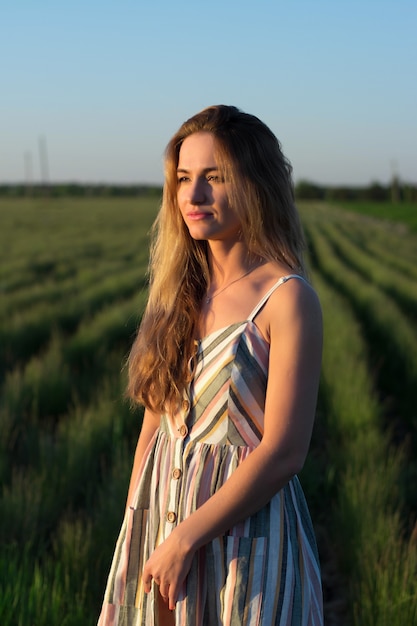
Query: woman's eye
177 176 189 184
207 175 223 183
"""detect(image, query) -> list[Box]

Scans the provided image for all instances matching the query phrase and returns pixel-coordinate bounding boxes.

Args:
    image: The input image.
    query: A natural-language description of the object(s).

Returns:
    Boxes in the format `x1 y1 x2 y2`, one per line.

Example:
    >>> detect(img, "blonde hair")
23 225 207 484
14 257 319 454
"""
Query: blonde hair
128 105 306 412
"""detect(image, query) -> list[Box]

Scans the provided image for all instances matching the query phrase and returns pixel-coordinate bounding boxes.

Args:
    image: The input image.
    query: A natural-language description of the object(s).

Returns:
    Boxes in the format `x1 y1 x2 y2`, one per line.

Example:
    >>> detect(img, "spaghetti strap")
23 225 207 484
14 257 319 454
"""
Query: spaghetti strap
247 274 306 321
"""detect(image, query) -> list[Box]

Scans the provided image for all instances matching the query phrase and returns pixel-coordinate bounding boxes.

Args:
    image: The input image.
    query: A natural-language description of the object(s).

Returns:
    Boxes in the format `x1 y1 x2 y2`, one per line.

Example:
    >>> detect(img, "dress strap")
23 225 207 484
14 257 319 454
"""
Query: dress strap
247 274 306 321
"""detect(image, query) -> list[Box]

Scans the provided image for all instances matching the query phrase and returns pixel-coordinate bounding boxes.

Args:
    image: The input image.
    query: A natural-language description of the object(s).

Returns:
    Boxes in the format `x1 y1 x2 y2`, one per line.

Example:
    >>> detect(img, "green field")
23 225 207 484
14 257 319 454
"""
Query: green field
1 197 417 625
334 201 417 233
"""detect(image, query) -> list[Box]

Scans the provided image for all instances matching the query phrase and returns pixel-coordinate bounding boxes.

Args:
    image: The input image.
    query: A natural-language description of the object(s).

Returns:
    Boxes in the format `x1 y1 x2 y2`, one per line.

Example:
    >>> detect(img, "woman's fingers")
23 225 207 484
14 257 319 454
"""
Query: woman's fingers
143 572 154 594
143 576 176 611
142 532 194 608
168 583 179 611
143 574 177 610
159 582 169 602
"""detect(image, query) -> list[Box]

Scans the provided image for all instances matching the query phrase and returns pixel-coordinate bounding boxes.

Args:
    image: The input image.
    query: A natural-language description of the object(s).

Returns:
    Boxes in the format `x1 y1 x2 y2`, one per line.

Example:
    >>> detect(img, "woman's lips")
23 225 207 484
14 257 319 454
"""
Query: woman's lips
186 211 213 220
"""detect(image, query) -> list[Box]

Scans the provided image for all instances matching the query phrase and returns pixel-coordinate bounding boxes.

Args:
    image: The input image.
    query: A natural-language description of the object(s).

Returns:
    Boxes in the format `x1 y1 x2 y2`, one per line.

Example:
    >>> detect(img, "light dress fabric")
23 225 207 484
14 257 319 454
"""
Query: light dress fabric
98 274 323 626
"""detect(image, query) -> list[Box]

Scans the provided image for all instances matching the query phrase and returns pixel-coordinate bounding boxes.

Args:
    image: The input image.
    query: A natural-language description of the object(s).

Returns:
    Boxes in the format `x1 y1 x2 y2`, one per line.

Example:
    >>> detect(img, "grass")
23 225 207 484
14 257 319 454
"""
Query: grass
300 201 417 624
333 201 417 233
1 197 417 624
312 274 416 624
0 197 153 624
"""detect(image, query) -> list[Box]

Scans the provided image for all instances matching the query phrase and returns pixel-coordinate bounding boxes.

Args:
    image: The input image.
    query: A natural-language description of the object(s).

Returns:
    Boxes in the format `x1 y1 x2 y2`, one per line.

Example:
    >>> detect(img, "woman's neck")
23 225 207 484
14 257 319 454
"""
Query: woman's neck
207 241 263 288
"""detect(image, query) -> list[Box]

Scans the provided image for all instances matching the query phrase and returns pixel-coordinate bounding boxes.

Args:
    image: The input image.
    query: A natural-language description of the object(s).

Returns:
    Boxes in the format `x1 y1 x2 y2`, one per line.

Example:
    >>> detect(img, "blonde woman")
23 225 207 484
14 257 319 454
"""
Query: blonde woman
98 105 323 625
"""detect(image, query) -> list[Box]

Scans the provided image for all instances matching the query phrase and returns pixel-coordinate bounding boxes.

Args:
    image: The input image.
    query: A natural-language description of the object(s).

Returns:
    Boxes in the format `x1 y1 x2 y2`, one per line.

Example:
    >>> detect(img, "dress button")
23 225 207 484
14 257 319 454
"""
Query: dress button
172 468 182 480
178 424 188 437
166 511 177 523
182 400 190 411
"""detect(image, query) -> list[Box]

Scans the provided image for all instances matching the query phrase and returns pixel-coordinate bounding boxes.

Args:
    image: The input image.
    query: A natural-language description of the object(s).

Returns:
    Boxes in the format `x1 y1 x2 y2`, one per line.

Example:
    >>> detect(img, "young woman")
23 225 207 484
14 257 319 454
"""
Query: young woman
98 105 323 625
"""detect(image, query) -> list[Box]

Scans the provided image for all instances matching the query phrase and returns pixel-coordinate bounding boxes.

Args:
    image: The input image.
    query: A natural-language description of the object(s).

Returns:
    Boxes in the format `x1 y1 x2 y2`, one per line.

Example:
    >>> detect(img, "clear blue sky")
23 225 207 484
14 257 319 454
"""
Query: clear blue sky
1 0 416 186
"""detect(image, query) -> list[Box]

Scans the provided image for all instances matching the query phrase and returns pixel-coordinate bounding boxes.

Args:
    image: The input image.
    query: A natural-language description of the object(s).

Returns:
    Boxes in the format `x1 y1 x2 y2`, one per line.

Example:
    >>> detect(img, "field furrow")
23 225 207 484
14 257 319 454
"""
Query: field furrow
304 217 417 445
316 221 417 326
1 198 416 625
307 271 417 625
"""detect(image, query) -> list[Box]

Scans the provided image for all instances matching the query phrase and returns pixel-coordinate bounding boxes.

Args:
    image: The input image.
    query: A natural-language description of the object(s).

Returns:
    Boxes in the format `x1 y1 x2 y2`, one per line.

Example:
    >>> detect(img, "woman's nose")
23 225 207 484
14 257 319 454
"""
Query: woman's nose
188 179 206 204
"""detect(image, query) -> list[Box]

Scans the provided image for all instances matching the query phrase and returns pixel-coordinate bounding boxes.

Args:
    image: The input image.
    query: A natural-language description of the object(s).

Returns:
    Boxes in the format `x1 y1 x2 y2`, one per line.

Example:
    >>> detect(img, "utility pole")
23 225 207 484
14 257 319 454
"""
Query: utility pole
24 151 33 197
38 135 50 197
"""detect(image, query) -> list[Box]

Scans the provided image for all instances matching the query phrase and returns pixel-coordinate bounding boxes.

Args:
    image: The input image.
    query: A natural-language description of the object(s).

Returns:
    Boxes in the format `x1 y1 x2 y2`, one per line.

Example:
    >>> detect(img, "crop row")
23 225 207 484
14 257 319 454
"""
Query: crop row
301 203 417 624
0 199 156 624
303 210 417 444
323 229 416 323
1 199 416 624
1 197 156 290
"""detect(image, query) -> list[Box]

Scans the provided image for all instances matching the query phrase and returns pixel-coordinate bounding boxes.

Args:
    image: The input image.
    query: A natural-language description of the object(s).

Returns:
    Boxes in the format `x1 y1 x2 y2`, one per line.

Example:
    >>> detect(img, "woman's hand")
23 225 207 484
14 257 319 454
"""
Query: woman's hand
142 528 195 611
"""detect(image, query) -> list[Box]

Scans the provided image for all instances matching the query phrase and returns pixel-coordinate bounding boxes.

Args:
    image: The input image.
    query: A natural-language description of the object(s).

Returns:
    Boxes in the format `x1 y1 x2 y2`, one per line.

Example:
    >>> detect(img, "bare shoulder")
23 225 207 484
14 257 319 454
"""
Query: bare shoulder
277 275 321 310
257 275 322 342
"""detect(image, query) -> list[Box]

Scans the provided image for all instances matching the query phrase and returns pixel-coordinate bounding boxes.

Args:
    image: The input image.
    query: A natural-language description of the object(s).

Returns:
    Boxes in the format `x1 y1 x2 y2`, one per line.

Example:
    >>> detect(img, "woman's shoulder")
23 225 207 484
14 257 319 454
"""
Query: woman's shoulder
255 261 317 303
255 267 322 341
271 270 320 311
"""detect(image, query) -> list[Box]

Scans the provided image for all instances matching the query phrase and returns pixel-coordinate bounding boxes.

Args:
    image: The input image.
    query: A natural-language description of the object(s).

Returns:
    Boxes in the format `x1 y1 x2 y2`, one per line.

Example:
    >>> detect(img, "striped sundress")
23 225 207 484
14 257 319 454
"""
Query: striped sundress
98 274 323 626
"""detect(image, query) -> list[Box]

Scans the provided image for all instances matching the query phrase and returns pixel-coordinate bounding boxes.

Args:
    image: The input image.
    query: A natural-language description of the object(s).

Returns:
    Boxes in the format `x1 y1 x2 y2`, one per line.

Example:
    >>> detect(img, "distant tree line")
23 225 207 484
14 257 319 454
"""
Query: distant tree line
1 181 416 203
0 183 163 198
294 179 417 203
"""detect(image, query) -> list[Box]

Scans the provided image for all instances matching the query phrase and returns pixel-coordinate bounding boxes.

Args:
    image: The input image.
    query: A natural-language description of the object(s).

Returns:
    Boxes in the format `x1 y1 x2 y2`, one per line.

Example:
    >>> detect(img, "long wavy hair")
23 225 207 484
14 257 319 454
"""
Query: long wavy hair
128 105 306 413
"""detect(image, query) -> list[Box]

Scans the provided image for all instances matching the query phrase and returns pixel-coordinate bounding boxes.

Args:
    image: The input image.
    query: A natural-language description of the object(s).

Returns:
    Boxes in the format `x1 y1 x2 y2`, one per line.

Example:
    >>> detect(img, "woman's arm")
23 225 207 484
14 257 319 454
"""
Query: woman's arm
125 408 161 511
143 279 323 609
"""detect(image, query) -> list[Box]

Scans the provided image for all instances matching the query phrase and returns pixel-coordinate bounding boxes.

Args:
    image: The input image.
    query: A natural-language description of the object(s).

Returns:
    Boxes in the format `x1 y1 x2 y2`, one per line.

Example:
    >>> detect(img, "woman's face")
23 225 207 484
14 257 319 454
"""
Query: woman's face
176 132 241 243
